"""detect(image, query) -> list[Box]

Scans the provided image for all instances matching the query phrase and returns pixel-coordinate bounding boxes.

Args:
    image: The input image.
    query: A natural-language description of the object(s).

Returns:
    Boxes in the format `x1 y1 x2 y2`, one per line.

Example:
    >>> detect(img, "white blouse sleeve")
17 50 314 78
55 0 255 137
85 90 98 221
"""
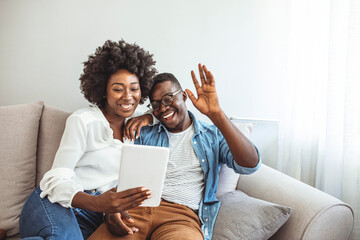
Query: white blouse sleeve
39 113 87 208
40 168 84 208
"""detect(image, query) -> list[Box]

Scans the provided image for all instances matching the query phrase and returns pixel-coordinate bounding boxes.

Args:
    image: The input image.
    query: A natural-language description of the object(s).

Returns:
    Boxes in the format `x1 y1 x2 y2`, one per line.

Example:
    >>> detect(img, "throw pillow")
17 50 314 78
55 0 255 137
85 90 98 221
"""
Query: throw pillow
216 122 255 197
0 101 44 238
213 190 291 240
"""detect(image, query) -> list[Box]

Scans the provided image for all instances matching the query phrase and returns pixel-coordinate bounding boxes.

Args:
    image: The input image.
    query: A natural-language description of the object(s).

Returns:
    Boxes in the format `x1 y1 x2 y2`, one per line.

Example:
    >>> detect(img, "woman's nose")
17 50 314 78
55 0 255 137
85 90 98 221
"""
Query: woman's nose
123 89 132 99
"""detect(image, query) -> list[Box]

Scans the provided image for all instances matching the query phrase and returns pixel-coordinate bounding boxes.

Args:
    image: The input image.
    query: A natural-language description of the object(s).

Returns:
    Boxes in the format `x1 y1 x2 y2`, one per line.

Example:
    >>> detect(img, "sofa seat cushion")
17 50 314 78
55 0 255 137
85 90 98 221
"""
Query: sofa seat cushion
213 190 291 240
0 101 44 238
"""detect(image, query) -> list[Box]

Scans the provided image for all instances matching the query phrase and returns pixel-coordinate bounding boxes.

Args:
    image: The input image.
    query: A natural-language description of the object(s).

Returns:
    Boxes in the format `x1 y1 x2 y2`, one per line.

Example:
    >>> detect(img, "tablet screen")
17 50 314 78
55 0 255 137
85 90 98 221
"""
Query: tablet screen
117 144 170 207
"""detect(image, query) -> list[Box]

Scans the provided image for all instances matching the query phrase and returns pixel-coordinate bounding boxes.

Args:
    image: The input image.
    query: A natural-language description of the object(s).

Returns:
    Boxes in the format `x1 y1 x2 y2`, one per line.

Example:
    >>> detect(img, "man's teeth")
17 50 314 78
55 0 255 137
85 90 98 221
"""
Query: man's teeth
163 112 174 119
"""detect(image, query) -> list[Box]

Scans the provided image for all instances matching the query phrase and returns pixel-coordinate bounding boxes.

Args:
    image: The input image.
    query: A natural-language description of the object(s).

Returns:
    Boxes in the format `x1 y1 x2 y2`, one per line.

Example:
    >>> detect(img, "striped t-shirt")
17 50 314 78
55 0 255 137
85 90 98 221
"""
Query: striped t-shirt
161 123 205 210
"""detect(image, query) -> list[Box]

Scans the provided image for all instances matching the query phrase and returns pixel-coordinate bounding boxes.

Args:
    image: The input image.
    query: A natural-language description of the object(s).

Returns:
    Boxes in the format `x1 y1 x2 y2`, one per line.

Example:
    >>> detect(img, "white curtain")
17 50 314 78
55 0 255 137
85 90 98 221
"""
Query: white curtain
278 0 360 239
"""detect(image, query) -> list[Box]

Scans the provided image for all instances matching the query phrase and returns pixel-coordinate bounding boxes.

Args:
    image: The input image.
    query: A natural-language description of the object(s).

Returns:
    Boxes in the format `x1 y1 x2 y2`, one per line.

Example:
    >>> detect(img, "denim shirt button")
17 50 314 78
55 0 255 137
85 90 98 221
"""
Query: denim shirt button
202 159 205 162
90 189 95 193
205 207 207 210
194 141 197 144
205 218 208 221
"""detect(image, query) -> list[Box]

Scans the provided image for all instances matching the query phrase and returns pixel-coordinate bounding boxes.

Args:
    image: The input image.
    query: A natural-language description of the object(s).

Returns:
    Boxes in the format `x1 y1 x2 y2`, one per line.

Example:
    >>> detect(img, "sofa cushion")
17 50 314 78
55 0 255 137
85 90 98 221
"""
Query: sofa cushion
36 105 71 185
216 122 254 197
213 190 291 240
0 101 44 238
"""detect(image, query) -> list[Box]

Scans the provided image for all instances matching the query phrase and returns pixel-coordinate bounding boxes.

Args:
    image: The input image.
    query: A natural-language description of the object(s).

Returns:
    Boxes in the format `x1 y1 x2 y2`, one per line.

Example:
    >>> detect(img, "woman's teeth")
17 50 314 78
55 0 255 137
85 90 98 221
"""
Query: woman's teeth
120 104 133 110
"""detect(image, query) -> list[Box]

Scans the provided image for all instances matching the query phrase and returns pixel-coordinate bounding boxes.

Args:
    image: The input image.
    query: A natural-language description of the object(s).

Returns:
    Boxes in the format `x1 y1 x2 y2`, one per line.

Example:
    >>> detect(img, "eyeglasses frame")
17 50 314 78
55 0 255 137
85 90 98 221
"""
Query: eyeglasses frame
147 89 182 111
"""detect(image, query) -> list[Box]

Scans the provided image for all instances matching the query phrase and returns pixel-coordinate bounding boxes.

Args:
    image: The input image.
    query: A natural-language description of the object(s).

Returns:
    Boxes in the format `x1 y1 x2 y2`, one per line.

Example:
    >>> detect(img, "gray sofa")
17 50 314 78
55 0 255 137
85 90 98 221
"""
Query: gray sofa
0 102 354 239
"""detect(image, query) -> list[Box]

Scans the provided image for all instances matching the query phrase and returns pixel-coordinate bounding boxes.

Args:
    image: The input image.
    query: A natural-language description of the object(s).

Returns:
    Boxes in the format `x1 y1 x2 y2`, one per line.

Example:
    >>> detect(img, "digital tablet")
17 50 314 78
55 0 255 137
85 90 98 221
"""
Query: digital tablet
117 144 170 207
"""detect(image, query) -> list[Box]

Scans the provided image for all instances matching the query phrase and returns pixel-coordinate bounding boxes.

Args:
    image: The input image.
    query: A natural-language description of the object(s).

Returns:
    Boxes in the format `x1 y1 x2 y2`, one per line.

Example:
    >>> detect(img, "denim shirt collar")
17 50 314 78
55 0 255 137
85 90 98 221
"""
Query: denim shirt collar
156 111 208 135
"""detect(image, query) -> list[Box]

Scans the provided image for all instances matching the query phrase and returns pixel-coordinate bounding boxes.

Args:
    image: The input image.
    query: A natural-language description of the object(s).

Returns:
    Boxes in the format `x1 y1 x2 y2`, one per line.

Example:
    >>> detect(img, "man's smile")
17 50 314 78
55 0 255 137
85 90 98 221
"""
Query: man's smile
161 110 176 122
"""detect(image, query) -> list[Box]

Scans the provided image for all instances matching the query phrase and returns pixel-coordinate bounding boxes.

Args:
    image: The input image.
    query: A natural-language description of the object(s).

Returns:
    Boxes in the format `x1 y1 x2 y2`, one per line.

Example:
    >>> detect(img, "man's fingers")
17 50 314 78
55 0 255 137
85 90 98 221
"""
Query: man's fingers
191 70 201 90
185 89 197 105
115 216 134 235
106 213 132 236
198 63 206 84
207 71 215 86
203 64 210 76
122 211 134 223
202 65 215 86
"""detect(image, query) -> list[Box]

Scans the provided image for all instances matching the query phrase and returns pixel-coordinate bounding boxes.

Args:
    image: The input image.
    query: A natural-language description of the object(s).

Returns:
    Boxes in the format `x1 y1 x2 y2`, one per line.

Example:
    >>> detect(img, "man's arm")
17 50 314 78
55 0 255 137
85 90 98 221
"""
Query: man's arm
185 64 259 168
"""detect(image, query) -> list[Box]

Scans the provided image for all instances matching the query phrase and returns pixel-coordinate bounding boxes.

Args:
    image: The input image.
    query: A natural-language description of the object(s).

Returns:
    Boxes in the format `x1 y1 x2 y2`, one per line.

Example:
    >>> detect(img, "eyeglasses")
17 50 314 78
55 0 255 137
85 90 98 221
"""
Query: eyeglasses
147 89 182 111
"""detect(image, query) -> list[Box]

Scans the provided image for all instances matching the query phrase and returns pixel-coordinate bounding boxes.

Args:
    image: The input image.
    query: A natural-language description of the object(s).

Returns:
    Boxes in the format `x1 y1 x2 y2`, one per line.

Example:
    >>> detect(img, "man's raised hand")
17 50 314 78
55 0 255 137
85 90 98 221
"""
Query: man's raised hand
185 63 221 118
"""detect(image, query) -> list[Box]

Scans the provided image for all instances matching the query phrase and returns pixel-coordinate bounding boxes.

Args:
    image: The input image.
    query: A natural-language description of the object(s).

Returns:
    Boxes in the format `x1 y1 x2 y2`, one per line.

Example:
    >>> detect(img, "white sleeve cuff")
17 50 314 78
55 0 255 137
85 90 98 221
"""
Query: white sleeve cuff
40 167 84 208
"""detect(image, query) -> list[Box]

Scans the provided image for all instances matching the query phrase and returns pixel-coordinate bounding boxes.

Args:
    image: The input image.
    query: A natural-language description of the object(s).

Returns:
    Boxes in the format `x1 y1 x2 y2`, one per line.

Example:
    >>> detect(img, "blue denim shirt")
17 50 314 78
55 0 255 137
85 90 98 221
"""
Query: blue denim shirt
135 111 261 239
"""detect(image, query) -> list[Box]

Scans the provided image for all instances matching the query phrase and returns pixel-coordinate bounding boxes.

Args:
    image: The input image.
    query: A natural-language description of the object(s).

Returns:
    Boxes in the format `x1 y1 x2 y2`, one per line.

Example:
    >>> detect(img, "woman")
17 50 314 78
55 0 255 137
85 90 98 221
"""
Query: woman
19 40 157 239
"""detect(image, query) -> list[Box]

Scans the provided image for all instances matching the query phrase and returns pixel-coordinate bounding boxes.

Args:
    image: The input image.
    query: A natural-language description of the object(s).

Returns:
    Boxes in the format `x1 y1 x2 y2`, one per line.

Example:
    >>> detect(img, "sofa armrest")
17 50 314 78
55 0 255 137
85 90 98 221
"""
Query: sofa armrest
237 164 354 240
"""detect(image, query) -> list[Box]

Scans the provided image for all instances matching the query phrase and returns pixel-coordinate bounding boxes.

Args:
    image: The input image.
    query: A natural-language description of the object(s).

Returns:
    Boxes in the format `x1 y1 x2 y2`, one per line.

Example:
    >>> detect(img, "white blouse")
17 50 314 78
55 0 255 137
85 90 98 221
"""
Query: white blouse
40 106 143 208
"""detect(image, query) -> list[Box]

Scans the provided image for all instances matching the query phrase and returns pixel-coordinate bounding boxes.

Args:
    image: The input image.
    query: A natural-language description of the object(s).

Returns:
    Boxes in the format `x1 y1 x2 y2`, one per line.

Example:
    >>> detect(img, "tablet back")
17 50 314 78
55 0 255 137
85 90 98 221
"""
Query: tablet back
117 144 170 207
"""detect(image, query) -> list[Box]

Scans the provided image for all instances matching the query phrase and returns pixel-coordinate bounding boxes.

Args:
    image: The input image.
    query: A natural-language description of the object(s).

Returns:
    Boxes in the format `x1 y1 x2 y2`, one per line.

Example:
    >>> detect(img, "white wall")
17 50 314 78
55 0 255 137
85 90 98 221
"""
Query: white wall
0 0 288 122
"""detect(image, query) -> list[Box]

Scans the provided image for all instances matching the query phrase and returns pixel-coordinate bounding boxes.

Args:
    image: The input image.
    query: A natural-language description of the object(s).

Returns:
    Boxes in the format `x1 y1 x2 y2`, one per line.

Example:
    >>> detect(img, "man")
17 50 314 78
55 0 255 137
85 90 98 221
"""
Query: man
91 64 260 240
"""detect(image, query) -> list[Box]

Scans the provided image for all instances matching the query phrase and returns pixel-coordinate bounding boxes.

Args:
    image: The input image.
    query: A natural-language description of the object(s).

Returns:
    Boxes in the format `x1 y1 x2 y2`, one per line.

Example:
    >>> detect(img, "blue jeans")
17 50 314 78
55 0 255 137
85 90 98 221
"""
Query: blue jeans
19 186 103 240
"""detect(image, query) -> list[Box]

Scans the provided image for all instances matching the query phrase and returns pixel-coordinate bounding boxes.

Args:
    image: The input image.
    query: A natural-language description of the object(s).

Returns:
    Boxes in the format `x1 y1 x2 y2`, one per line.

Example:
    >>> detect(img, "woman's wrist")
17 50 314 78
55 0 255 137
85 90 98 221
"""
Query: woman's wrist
72 191 99 212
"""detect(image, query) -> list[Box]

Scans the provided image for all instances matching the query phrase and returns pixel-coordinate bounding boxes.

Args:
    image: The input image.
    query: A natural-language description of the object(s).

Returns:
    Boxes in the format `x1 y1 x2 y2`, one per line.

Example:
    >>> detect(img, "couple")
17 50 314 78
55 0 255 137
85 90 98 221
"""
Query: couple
19 40 260 240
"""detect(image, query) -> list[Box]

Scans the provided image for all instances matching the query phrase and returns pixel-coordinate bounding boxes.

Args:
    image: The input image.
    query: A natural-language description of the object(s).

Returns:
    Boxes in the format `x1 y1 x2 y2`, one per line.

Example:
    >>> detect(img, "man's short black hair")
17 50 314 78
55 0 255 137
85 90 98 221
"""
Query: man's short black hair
150 73 182 98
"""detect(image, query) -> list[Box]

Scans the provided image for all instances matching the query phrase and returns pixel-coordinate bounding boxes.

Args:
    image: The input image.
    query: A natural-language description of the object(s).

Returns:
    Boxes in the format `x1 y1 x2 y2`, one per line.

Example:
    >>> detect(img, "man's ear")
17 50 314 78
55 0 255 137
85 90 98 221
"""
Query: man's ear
182 91 187 102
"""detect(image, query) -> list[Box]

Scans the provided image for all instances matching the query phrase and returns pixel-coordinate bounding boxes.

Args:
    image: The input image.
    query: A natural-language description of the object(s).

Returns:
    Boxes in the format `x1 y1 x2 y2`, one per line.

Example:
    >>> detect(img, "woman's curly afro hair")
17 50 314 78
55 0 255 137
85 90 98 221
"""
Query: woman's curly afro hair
80 40 157 108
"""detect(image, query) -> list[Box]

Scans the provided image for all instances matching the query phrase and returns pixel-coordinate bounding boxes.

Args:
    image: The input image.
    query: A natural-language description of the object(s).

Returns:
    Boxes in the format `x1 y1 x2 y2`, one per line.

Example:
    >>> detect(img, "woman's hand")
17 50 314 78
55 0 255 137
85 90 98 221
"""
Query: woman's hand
185 63 222 119
105 211 138 236
123 114 153 141
94 187 151 213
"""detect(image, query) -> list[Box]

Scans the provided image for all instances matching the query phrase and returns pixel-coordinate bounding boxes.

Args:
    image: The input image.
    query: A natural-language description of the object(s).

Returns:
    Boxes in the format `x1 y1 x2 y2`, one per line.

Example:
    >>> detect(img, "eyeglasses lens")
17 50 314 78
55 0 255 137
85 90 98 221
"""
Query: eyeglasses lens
149 89 181 111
